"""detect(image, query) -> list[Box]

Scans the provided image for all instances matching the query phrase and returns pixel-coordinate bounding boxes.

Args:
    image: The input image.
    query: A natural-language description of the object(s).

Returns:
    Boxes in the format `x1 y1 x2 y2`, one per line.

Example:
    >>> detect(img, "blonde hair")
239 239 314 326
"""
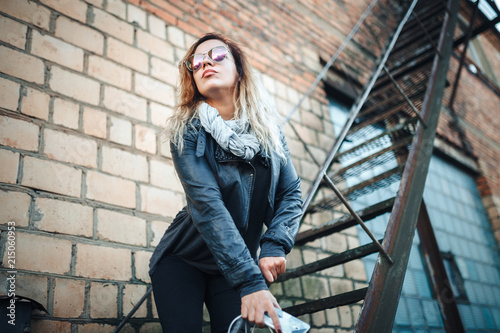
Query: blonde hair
165 33 285 161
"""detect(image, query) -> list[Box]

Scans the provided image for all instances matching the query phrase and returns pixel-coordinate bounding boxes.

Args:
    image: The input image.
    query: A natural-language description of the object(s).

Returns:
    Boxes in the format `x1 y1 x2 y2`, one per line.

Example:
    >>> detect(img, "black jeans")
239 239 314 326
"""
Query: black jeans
151 255 241 333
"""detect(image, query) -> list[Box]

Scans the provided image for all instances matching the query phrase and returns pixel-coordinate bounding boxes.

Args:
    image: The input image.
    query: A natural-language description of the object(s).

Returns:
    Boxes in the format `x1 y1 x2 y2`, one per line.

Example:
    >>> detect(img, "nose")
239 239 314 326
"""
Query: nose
201 53 214 68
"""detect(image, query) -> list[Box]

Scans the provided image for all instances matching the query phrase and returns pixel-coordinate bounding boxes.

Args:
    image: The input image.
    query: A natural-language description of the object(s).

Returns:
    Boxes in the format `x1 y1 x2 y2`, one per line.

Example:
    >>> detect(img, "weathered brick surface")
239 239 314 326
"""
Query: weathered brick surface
103 86 148 121
0 16 27 49
44 129 98 168
134 250 152 283
49 66 100 105
21 88 50 120
96 209 147 246
55 15 104 54
86 171 136 208
107 37 148 73
76 243 132 280
22 156 82 197
0 45 45 84
0 273 48 309
40 0 88 22
135 73 175 106
53 278 86 317
52 98 80 130
0 149 20 185
7 232 72 274
122 284 148 317
1 0 51 30
0 77 20 111
149 158 182 192
135 124 157 154
89 282 118 318
35 198 93 237
140 185 184 216
88 55 132 91
83 106 107 139
109 116 133 146
0 116 39 151
31 30 84 71
101 145 148 181
0 190 30 226
91 7 133 44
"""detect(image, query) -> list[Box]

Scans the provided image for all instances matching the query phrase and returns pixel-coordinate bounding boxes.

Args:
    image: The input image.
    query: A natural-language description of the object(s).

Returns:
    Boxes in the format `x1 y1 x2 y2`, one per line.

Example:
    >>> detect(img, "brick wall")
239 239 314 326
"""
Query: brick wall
1 0 499 332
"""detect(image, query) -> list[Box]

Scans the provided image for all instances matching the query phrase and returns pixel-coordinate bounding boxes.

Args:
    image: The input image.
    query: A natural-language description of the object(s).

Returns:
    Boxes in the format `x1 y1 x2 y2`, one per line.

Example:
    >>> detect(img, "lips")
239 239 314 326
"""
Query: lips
202 69 217 78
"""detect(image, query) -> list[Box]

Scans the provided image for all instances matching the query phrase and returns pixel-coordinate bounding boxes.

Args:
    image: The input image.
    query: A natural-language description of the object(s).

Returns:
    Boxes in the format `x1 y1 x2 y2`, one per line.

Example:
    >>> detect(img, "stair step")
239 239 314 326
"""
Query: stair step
277 240 382 282
297 197 394 245
283 288 368 317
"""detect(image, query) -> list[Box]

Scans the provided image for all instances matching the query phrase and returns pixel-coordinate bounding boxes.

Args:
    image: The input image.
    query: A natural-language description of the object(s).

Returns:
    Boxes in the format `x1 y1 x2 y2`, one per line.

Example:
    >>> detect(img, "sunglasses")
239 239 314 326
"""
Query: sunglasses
185 45 230 71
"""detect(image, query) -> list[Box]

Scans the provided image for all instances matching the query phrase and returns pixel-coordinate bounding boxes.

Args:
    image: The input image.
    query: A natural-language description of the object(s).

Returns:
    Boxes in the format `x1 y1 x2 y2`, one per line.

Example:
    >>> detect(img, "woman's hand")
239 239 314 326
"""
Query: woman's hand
259 257 286 283
241 290 282 332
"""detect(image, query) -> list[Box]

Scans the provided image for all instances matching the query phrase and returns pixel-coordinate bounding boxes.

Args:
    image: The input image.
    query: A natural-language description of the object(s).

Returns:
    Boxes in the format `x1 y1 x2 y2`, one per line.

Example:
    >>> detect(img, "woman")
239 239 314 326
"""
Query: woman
149 33 302 333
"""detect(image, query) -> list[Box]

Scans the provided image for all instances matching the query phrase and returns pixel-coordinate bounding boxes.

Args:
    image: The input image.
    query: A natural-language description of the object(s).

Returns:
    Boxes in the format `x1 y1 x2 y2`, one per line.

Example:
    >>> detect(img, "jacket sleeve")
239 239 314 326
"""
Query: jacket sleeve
171 127 268 298
259 133 303 259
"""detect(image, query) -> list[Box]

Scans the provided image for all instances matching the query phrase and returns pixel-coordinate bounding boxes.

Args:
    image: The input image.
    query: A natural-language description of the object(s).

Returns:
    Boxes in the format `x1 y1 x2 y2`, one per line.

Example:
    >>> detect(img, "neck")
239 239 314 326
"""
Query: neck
206 97 235 120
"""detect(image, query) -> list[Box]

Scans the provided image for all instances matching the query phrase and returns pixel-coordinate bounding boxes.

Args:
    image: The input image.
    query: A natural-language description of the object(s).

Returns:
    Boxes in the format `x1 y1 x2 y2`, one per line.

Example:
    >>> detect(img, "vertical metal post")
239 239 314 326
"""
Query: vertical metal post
355 0 460 331
417 201 465 333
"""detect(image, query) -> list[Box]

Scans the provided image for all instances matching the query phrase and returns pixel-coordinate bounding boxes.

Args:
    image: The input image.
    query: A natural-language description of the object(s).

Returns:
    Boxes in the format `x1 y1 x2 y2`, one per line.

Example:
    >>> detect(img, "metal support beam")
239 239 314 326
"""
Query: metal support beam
355 0 460 331
417 201 466 333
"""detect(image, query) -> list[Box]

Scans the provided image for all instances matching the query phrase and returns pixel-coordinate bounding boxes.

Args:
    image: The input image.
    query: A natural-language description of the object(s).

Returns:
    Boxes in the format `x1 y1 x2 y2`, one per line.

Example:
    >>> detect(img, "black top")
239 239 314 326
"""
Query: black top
166 152 271 274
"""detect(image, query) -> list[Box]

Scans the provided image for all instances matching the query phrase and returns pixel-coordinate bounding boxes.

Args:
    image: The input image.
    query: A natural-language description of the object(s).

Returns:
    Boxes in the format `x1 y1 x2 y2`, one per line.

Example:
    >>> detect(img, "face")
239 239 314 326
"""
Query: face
191 39 239 100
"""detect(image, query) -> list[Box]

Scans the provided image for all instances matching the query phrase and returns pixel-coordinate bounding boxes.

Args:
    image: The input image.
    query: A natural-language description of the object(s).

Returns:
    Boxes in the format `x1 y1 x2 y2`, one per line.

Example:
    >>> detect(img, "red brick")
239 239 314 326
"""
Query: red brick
83 106 107 139
40 0 88 22
49 66 100 105
88 55 132 91
0 45 45 84
53 278 86 317
122 284 148 317
0 115 39 152
140 185 184 217
0 149 20 185
91 7 133 44
85 171 136 208
22 156 82 197
103 86 148 121
106 37 148 73
55 15 104 55
1 0 51 30
0 77 20 111
97 209 147 246
0 190 30 227
52 98 80 130
89 282 118 318
101 145 148 181
0 16 27 49
21 88 50 120
8 233 72 274
35 198 93 237
44 129 98 168
76 244 132 280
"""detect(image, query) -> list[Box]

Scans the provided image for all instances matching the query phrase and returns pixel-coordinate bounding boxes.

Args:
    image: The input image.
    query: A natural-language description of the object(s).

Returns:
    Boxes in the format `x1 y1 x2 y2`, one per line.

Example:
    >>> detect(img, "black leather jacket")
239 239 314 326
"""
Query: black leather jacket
149 119 302 297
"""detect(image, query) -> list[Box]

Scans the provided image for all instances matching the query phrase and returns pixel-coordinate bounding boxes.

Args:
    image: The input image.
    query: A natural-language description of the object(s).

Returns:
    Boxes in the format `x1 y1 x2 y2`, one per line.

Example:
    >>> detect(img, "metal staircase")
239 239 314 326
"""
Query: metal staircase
114 0 466 331
278 0 462 331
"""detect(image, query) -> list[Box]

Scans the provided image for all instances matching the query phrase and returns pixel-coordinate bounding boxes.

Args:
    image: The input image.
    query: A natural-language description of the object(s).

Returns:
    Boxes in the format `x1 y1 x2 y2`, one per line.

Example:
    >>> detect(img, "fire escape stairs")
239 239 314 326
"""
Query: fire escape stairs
278 0 461 331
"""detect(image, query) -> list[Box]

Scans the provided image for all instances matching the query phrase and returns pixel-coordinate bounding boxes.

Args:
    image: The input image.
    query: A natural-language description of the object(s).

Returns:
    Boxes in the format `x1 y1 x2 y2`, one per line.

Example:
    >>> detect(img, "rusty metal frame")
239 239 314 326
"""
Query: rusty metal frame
355 0 460 331
417 201 465 333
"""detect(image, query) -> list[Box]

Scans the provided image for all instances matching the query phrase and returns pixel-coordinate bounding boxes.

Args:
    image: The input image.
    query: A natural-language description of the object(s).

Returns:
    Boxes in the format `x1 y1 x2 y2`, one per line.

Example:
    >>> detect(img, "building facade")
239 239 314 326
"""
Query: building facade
0 0 499 331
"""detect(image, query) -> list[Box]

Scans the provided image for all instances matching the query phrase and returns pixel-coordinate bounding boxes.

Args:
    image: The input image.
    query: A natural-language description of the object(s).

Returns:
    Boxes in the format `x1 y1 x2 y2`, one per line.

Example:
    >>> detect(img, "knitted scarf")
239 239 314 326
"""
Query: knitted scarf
198 102 260 160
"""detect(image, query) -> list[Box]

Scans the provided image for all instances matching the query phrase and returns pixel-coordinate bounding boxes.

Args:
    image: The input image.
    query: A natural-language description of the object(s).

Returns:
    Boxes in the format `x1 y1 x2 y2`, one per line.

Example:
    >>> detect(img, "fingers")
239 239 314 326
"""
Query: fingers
267 306 282 333
259 257 287 283
241 290 282 332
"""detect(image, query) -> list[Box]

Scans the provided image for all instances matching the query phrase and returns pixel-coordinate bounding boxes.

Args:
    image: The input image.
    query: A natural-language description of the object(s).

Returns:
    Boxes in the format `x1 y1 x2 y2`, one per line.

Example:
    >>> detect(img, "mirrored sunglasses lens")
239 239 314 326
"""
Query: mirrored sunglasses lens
189 54 204 70
210 47 227 62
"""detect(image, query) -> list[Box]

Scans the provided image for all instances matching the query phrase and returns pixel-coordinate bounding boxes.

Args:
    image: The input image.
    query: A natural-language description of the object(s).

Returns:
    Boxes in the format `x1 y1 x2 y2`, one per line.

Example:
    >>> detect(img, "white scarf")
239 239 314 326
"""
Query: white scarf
198 102 260 160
